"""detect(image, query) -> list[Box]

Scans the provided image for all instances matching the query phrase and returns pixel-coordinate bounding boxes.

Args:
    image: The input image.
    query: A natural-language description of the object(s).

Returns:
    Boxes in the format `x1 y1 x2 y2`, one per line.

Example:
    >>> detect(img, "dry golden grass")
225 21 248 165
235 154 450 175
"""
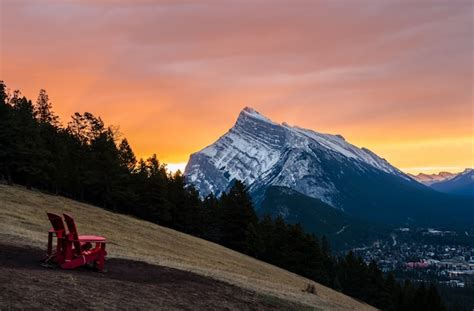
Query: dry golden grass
0 184 376 310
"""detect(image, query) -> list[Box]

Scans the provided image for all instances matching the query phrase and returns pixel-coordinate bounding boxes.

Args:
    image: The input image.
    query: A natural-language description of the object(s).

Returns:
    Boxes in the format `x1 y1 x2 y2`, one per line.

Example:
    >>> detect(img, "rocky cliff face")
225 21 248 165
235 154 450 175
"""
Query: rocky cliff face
185 107 409 208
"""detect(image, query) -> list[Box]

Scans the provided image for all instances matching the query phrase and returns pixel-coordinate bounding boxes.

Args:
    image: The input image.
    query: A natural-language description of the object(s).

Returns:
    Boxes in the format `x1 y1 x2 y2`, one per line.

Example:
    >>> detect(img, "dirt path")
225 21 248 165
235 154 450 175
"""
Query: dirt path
0 243 314 310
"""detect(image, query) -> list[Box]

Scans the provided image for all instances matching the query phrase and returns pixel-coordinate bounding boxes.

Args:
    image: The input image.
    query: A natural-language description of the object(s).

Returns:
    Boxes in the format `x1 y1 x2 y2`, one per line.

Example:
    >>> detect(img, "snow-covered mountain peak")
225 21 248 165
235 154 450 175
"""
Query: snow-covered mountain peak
185 107 410 205
461 168 473 175
239 107 275 125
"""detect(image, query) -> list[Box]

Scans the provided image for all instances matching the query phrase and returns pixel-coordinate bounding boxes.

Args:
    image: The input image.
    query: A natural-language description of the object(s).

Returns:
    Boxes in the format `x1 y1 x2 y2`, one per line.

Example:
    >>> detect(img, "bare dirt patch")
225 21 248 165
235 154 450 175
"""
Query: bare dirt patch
0 243 313 311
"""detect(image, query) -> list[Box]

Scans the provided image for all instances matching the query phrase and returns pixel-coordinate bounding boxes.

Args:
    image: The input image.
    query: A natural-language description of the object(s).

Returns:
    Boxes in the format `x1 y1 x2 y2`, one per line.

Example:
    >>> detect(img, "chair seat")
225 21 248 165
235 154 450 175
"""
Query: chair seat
78 235 107 242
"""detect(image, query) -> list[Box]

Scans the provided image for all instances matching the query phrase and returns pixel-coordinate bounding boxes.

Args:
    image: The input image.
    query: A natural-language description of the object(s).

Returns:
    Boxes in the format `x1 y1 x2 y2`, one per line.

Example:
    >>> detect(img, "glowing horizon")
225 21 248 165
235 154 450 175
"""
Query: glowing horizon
1 1 472 175
166 162 188 174
166 162 469 176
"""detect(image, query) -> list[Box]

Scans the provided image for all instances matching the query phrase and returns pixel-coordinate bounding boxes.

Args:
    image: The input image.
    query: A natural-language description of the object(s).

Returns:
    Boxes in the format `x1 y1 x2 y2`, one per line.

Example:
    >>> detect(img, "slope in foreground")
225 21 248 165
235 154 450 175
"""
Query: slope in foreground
0 184 374 311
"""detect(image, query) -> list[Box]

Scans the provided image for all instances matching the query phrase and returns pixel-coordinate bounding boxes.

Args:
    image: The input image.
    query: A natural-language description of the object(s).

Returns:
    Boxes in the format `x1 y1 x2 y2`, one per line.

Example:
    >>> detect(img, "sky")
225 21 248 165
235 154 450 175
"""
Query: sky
1 0 472 174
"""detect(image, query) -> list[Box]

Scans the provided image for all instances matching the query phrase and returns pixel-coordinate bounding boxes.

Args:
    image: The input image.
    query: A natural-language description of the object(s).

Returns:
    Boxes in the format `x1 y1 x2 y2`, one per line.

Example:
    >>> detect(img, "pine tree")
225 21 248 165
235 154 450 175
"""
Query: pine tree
10 95 45 188
271 216 289 267
35 89 59 127
33 89 63 190
255 215 274 261
220 180 258 254
67 112 105 145
88 129 122 208
168 172 202 234
143 154 172 224
367 260 389 308
112 138 138 212
184 185 203 235
202 194 222 242
118 138 137 173
0 81 14 183
285 224 314 275
320 235 335 286
245 222 264 258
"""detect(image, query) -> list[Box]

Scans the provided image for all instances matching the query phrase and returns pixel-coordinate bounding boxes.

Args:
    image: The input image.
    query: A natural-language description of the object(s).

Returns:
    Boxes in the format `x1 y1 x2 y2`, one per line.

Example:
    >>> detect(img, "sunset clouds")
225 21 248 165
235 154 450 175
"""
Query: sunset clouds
1 0 472 173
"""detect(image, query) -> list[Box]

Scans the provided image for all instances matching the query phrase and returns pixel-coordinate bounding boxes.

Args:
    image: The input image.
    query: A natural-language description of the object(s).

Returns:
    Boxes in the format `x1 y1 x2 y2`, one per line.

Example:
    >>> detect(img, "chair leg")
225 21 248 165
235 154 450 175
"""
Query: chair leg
96 243 106 272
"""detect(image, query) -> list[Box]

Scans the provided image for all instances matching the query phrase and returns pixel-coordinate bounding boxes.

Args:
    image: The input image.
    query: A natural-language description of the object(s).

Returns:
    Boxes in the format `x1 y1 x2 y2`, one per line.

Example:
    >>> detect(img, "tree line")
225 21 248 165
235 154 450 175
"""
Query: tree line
0 81 445 310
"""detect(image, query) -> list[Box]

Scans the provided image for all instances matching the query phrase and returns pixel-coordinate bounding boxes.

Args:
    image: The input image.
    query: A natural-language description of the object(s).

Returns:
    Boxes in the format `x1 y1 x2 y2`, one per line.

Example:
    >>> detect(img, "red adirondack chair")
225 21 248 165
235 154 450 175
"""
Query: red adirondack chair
45 213 107 271
61 213 108 272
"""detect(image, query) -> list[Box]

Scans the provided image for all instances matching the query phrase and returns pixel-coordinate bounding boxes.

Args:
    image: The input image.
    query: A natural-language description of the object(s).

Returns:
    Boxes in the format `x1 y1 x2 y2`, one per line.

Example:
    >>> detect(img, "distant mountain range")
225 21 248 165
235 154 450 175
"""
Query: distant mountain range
185 108 473 244
409 172 457 186
410 169 473 196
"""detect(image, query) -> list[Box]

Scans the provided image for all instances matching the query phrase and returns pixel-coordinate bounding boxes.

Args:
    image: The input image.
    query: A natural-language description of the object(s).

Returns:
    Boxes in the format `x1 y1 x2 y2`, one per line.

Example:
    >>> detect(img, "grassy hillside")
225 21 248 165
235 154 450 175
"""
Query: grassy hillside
0 184 374 310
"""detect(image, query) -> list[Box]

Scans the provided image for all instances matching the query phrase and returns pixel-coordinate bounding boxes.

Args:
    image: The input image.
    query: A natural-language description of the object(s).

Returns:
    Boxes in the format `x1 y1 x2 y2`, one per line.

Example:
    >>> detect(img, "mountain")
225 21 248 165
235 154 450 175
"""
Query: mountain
186 107 407 204
259 186 389 250
409 172 457 186
185 107 473 229
431 168 474 196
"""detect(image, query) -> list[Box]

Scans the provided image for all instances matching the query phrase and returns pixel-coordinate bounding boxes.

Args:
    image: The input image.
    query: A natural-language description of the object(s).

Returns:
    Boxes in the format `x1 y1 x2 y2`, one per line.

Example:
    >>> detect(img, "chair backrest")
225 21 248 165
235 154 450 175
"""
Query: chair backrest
63 213 81 254
47 212 66 237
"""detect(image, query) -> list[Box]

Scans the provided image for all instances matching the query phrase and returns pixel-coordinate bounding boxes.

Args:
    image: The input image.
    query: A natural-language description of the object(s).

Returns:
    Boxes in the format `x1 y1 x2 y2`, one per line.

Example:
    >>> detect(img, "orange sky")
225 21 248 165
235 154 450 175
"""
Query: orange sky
1 0 472 174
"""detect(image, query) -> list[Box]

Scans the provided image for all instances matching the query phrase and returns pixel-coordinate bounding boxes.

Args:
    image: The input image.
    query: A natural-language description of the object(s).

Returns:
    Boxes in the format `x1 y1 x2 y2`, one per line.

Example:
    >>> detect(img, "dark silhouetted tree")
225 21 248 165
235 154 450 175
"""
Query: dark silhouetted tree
35 89 59 126
220 180 258 254
0 81 14 183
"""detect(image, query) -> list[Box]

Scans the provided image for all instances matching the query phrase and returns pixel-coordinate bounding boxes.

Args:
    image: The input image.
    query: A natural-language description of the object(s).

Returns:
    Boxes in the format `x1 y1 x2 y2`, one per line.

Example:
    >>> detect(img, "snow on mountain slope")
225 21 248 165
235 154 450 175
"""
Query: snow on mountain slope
185 107 409 208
